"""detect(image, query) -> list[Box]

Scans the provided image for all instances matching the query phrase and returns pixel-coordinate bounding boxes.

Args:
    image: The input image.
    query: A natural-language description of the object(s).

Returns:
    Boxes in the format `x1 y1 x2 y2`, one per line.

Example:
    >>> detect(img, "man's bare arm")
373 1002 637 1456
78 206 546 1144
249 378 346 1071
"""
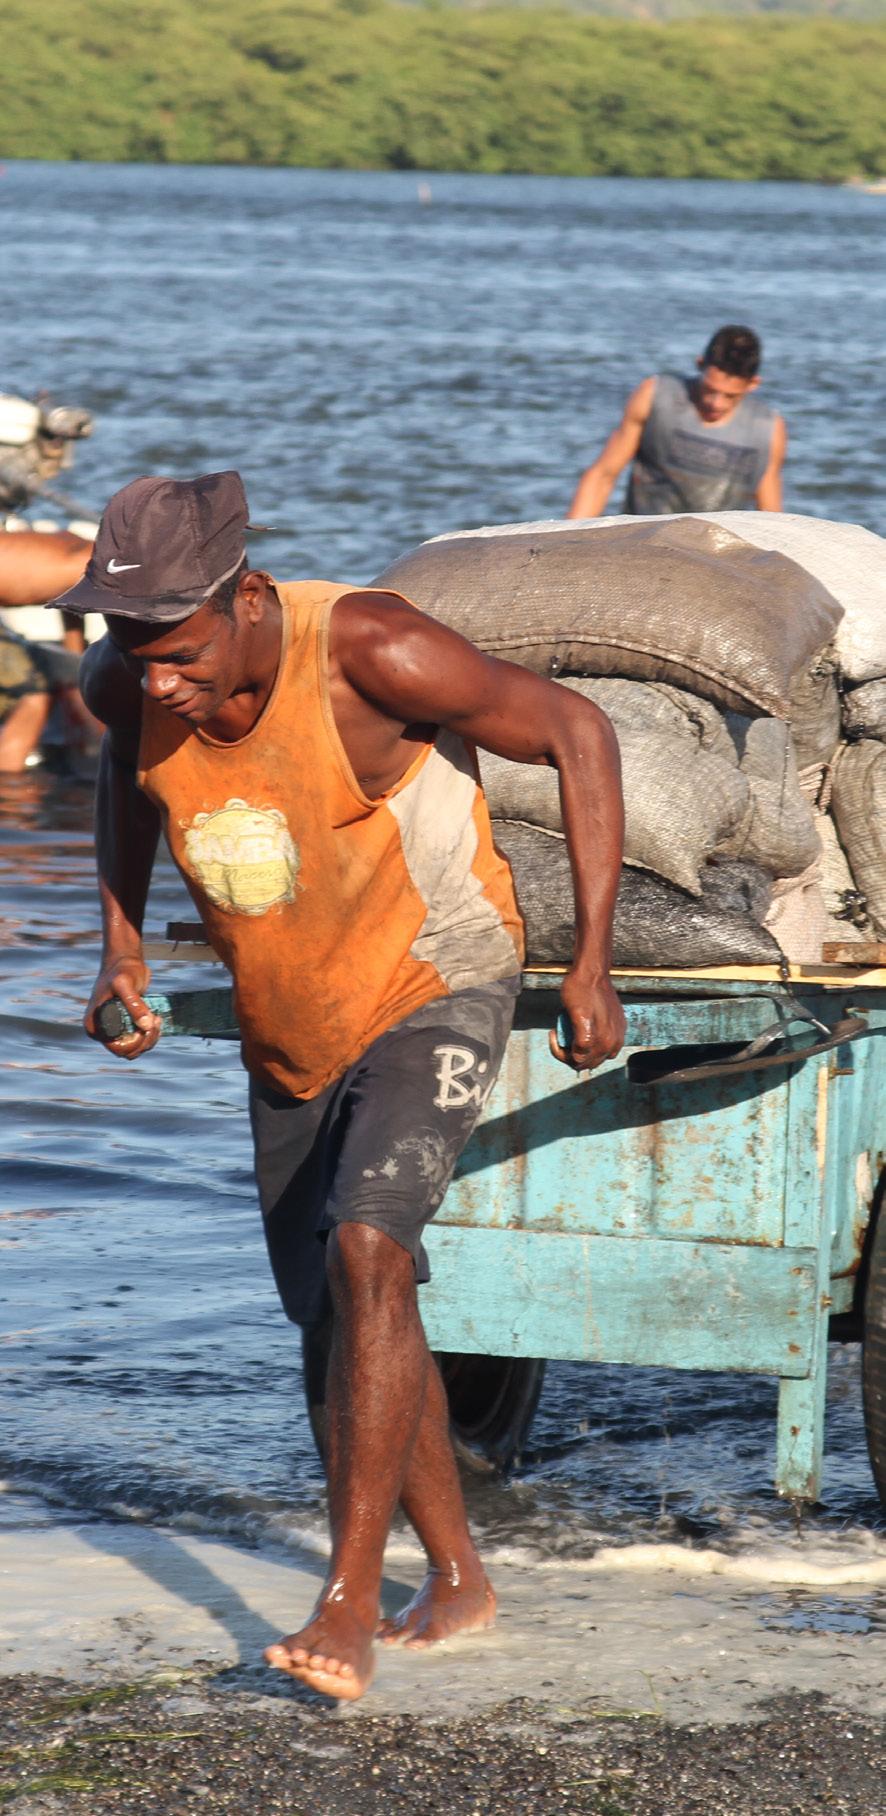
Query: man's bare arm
0 530 92 607
755 415 787 511
80 637 163 1058
336 596 626 1071
566 377 655 520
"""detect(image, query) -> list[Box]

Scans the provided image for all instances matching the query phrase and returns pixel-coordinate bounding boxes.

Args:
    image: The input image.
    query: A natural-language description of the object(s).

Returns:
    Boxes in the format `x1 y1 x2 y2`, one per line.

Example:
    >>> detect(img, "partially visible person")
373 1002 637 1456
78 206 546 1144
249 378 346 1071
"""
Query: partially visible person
0 528 92 609
567 325 787 519
0 528 93 771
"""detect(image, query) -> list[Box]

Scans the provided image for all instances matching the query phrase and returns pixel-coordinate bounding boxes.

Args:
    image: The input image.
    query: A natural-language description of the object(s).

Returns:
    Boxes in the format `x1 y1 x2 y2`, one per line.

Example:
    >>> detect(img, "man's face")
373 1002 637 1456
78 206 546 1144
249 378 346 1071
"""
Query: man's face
106 595 244 727
694 362 758 423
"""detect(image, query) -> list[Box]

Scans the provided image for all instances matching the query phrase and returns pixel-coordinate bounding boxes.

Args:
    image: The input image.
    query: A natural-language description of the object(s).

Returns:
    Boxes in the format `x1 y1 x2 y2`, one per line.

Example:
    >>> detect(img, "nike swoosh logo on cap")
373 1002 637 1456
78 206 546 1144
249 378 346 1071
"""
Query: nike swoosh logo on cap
107 558 142 573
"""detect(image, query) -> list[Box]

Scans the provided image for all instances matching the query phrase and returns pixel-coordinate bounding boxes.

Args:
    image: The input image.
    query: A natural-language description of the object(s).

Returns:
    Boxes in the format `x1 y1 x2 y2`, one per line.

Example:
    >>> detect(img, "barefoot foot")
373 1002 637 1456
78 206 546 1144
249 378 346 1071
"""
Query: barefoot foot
378 1569 496 1648
265 1604 375 1700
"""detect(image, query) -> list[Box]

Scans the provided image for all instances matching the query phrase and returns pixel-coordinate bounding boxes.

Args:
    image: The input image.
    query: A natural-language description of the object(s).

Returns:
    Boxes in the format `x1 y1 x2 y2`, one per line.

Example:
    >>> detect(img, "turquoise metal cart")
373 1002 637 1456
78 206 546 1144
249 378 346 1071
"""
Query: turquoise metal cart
109 946 886 1508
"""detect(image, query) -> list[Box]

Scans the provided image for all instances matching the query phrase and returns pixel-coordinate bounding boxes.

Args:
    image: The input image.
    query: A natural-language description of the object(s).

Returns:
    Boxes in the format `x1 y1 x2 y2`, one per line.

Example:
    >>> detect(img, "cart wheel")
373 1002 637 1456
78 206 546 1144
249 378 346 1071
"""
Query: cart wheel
301 1322 545 1477
862 1204 886 1510
434 1351 546 1474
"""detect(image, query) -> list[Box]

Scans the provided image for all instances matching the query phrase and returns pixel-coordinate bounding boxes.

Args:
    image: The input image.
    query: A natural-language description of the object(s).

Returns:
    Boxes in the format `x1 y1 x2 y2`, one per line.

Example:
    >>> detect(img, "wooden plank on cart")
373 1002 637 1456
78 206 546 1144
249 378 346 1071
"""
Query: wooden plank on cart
421 1227 819 1374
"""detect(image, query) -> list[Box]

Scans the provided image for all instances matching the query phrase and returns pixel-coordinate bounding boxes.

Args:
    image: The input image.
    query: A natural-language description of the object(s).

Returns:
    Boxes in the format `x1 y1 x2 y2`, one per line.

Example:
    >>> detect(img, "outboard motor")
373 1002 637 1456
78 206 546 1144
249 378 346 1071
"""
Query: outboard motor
0 392 93 515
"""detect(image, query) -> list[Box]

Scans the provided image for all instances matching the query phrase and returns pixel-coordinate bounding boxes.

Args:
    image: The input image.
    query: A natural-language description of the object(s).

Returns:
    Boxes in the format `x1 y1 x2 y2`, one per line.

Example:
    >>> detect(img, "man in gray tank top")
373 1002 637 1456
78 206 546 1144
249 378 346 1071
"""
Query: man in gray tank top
568 325 787 518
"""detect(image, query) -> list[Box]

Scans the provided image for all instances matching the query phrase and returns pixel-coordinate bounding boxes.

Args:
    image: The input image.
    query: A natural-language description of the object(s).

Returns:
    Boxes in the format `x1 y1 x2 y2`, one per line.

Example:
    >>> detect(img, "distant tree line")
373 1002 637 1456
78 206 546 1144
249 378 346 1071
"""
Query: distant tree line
3 0 885 181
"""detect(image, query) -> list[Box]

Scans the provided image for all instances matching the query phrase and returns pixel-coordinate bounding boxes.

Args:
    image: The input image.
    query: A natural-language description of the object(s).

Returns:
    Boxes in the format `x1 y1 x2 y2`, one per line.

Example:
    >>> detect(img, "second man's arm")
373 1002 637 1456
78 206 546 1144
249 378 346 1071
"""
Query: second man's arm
566 377 654 520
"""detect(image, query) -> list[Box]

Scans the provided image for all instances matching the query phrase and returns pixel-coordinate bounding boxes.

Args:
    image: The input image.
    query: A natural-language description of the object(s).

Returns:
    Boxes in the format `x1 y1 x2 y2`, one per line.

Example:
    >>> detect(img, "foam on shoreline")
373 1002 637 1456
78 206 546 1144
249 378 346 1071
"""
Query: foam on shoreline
2 1496 884 1725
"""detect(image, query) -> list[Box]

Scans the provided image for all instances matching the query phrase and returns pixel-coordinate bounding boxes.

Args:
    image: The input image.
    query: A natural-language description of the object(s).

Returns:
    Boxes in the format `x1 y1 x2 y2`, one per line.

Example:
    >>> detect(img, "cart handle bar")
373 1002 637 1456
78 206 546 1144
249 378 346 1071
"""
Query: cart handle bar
627 1014 870 1087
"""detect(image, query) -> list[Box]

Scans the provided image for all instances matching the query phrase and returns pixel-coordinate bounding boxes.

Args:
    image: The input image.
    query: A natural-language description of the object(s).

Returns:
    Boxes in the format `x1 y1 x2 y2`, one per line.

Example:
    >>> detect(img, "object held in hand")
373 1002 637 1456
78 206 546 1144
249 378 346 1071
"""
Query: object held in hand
95 999 135 1042
93 988 238 1042
555 1011 573 1052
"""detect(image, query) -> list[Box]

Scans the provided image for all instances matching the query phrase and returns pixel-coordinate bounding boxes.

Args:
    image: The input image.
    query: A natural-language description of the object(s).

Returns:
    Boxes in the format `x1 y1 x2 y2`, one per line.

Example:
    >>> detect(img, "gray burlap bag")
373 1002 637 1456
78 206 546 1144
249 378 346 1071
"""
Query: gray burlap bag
788 650 842 770
841 678 886 743
680 511 885 685
374 516 842 717
830 740 886 937
817 808 870 943
643 682 735 760
493 819 779 967
762 857 828 966
718 715 822 879
564 676 732 753
556 510 878 683
480 680 748 895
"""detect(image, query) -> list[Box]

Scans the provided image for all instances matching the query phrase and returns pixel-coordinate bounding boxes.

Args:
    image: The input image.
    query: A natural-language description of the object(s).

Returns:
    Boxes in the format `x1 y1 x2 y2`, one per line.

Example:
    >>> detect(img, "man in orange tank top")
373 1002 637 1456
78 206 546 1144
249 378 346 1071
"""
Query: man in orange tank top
60 471 625 1703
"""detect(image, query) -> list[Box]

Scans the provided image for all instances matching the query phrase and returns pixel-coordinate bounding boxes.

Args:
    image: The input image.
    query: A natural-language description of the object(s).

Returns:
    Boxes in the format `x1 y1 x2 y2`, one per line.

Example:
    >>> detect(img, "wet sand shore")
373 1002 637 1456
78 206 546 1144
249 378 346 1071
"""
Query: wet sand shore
2 1675 885 1815
1 1515 885 1811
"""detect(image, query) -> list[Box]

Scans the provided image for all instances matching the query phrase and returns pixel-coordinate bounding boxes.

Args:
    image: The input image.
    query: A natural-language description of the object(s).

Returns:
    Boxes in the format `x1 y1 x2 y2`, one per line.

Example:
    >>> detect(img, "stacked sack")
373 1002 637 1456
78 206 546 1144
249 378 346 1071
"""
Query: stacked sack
702 513 886 954
373 513 885 969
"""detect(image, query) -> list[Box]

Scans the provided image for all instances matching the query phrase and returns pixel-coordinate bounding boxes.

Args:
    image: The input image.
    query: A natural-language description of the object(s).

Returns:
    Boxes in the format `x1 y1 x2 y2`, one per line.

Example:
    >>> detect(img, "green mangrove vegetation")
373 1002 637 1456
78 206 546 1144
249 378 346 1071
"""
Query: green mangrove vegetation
4 0 885 180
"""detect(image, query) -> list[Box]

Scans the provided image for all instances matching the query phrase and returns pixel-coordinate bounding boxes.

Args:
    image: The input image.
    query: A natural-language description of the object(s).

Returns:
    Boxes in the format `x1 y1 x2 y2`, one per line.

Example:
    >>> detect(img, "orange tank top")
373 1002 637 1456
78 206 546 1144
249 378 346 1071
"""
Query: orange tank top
138 581 524 1099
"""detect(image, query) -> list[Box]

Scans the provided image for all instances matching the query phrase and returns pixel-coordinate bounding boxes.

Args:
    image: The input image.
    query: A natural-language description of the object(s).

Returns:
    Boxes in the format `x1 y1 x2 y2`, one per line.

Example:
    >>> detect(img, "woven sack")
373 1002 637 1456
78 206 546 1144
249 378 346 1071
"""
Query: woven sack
531 510 876 683
763 858 828 966
718 715 822 879
788 650 842 769
493 819 779 967
480 679 748 896
816 808 870 943
373 515 842 718
688 512 885 686
841 678 886 743
830 740 886 937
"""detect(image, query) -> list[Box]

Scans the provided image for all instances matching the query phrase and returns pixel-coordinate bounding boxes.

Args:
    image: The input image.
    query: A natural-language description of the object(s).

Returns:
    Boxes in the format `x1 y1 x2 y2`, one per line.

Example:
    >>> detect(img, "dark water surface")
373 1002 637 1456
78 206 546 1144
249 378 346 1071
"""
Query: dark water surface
1 165 884 1560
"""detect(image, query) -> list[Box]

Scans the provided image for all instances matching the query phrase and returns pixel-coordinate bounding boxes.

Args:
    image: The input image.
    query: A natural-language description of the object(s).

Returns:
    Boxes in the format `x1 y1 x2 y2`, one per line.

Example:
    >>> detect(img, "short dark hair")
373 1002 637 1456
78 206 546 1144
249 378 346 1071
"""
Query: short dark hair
701 325 761 380
207 558 246 621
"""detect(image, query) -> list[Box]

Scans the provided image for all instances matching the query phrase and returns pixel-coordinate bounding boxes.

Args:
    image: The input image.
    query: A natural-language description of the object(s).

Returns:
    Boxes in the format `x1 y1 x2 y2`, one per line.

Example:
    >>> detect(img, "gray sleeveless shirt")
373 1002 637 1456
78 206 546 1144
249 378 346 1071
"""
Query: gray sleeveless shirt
626 372 775 515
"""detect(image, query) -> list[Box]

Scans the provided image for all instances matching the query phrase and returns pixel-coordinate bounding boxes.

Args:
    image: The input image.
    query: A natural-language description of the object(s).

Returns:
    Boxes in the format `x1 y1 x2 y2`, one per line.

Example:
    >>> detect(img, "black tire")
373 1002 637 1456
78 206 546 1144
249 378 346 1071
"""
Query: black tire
862 1204 886 1510
301 1321 545 1477
435 1351 546 1475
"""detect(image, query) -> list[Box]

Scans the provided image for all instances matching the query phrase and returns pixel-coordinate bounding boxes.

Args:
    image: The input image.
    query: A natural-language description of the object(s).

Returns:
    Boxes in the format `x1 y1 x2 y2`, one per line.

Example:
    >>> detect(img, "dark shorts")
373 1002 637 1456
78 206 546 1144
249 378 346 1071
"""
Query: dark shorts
0 623 80 720
249 976 519 1328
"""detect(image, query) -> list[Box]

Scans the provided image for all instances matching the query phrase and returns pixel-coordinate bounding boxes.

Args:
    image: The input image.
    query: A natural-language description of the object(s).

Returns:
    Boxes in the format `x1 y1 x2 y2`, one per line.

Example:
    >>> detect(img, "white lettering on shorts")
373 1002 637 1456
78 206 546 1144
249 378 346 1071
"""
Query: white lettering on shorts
432 1043 490 1112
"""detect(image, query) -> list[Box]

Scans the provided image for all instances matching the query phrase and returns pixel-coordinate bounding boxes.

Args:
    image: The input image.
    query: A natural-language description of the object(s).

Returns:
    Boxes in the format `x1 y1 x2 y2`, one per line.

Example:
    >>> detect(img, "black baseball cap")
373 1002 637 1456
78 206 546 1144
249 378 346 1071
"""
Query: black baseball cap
54 470 252 622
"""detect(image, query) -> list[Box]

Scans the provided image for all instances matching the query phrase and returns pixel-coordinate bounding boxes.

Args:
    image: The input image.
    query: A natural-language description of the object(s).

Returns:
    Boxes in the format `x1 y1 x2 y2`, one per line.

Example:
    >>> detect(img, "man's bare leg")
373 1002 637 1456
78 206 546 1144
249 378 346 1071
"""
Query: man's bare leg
378 1357 496 1647
0 693 51 771
265 1223 429 1699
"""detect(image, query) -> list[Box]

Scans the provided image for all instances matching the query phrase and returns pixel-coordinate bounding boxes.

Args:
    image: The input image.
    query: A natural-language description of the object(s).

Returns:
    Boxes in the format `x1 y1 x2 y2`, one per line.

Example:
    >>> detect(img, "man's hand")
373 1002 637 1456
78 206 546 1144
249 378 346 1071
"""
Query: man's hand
550 969 626 1072
85 954 162 1060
